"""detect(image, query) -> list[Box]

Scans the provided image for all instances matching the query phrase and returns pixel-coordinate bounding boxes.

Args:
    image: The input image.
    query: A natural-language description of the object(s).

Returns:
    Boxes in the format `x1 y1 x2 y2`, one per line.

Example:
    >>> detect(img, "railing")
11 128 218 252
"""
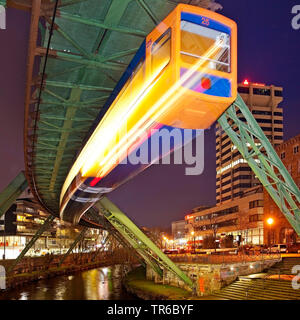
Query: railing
245 266 284 300
168 252 281 265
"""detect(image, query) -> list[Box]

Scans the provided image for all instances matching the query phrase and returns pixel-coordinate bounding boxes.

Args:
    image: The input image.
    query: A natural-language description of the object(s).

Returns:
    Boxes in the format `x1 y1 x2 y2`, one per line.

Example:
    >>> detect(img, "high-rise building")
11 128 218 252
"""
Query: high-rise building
216 81 284 205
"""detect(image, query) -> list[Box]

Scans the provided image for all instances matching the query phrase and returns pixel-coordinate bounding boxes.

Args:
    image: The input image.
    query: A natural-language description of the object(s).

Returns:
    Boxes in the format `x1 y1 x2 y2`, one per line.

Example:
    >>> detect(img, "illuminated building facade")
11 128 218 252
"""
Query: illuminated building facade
263 134 300 245
0 189 100 259
171 220 186 247
216 81 283 204
185 186 264 246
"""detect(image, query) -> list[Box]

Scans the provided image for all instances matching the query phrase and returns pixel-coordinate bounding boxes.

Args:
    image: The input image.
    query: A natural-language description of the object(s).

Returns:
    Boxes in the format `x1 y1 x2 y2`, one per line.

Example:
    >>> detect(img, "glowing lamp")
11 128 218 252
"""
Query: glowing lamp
243 79 249 85
267 217 274 225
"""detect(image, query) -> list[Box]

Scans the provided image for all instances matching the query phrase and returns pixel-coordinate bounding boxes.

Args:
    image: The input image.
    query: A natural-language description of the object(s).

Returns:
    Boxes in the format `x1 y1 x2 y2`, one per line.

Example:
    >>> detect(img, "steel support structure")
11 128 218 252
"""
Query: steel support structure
0 171 28 218
86 209 146 267
218 94 300 235
7 215 55 273
58 226 87 267
94 197 194 289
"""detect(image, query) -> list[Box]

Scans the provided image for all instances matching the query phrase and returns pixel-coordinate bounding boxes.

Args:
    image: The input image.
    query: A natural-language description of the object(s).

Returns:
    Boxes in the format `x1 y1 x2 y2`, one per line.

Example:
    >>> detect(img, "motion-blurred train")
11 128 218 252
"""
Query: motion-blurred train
59 4 237 225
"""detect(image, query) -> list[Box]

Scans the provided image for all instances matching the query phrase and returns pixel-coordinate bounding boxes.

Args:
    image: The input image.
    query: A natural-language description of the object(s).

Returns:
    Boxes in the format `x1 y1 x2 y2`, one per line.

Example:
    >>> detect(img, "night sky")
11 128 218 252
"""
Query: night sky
0 1 299 228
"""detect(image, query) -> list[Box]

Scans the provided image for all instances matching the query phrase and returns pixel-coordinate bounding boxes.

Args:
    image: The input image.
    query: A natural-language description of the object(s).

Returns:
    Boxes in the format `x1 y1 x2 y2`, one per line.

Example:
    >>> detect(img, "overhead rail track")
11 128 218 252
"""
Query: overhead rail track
9 0 194 216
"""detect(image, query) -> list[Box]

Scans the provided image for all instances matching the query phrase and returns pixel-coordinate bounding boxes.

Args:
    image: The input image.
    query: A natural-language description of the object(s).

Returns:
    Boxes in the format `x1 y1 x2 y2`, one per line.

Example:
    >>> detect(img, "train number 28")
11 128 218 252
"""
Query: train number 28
201 17 210 26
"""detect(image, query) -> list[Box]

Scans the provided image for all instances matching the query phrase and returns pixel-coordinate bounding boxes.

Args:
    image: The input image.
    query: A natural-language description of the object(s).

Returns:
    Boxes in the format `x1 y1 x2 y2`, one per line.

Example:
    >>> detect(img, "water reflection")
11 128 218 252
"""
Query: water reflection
0 265 134 300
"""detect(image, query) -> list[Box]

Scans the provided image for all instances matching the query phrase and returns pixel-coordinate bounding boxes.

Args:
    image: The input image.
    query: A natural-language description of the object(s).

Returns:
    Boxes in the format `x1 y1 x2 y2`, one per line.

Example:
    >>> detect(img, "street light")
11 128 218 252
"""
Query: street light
163 236 168 250
267 217 274 250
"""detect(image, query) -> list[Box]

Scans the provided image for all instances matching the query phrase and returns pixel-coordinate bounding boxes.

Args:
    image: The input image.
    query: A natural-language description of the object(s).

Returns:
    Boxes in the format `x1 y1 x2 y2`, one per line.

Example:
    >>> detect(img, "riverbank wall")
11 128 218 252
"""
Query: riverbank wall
146 256 281 296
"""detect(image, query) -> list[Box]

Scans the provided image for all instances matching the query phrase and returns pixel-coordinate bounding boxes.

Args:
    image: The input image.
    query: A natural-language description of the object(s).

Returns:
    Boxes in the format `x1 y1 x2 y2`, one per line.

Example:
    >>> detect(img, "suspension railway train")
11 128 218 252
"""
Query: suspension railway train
59 4 237 225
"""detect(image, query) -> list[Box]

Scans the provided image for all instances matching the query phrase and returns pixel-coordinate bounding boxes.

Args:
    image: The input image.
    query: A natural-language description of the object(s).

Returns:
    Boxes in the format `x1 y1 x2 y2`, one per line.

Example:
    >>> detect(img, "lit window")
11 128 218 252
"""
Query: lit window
152 29 171 74
180 21 230 73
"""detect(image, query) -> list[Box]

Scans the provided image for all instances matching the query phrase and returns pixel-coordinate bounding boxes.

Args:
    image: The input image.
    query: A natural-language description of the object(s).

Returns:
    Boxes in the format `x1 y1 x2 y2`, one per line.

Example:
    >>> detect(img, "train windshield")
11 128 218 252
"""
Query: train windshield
180 20 230 73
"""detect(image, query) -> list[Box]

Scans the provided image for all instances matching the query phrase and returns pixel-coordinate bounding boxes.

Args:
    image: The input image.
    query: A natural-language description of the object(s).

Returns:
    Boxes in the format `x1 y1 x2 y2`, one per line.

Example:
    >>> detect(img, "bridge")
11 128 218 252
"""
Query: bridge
1 0 300 291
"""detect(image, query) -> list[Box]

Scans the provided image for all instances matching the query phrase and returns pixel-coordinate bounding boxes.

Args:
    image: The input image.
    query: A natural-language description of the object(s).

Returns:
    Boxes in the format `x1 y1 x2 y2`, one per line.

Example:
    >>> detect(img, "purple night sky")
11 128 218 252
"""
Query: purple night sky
0 0 299 228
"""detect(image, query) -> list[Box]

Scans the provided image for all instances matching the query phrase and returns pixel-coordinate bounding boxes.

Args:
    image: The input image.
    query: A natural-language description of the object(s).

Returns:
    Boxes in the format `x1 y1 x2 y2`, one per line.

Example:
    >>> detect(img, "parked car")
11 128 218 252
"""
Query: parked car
286 243 300 253
270 244 287 253
163 249 178 254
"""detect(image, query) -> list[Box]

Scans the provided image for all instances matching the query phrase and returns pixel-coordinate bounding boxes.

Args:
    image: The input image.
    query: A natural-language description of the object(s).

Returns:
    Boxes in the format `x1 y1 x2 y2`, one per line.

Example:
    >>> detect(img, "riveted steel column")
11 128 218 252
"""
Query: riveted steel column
0 171 28 218
218 94 300 235
95 197 194 288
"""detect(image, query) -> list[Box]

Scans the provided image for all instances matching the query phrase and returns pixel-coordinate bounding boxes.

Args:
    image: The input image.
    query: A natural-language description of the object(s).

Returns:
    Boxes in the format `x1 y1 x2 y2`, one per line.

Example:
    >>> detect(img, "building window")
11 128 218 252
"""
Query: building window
261 127 272 131
281 152 285 159
249 199 264 209
274 136 283 140
252 110 271 116
238 87 250 94
256 119 272 124
274 90 283 97
274 119 283 124
293 145 299 154
253 88 270 96
249 214 263 222
274 112 283 116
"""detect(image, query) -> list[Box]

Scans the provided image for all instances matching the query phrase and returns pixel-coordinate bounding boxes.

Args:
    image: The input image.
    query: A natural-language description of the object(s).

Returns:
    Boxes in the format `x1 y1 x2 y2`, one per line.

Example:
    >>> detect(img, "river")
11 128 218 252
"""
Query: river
0 264 135 300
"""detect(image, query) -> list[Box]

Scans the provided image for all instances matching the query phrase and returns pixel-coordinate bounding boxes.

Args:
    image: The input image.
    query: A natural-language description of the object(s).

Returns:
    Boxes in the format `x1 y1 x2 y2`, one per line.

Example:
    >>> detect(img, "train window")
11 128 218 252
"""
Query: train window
180 21 230 73
151 29 171 74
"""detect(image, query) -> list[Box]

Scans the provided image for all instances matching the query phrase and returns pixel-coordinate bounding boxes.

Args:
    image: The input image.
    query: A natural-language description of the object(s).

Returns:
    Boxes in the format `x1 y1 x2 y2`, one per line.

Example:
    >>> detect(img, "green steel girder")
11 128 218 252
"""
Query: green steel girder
0 172 28 218
84 209 146 266
109 231 146 267
135 0 159 25
218 94 300 235
58 226 87 266
58 10 148 37
7 215 55 273
44 80 114 92
94 197 194 288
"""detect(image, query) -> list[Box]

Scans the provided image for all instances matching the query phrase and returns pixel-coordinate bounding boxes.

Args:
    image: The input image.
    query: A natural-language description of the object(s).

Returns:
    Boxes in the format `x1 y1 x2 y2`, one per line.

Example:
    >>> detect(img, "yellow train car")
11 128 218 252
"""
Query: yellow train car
145 4 237 129
60 4 237 225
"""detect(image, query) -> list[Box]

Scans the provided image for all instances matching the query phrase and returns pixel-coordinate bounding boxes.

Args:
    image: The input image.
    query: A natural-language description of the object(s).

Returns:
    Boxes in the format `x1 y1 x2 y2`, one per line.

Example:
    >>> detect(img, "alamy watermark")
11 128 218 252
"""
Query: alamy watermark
91 127 205 176
0 5 5 30
0 265 5 290
292 5 300 30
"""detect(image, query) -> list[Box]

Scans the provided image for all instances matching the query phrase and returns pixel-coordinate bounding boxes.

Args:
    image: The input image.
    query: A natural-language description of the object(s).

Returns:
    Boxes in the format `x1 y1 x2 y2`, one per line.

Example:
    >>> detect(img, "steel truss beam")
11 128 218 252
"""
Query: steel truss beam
94 197 193 288
85 209 146 267
7 214 55 273
0 171 28 218
58 227 87 266
218 94 300 235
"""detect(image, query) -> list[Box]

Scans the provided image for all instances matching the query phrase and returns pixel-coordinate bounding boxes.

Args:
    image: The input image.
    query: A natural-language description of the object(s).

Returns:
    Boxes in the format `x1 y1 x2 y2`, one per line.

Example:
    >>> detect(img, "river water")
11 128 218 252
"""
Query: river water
0 265 135 300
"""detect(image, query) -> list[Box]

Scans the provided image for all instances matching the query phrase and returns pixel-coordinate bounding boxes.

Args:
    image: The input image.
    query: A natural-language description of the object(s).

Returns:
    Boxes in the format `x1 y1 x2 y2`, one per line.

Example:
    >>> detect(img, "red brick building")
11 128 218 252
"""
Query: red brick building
264 134 300 245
